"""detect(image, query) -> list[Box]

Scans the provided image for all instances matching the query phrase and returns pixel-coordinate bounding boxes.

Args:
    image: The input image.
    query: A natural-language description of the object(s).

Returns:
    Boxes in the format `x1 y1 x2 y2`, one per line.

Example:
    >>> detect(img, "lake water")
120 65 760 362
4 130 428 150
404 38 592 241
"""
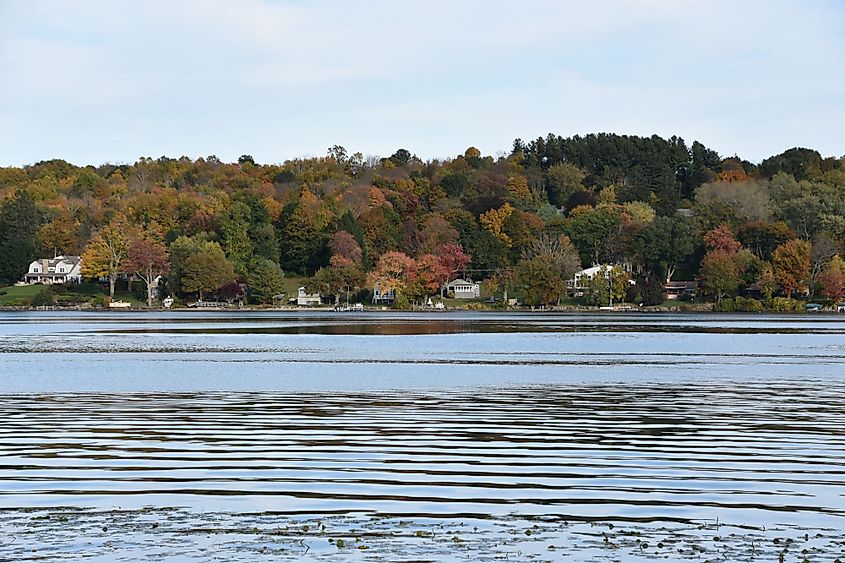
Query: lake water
1 311 844 561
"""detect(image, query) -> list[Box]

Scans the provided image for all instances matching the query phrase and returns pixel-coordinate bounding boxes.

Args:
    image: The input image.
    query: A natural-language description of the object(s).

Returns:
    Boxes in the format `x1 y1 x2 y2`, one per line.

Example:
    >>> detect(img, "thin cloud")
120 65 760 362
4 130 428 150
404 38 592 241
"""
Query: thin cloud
0 0 843 166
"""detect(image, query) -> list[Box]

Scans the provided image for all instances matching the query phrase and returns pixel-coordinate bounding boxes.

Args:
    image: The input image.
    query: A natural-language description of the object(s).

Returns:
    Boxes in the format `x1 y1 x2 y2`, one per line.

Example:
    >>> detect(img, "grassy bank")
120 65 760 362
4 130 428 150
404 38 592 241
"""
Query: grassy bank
0 283 142 307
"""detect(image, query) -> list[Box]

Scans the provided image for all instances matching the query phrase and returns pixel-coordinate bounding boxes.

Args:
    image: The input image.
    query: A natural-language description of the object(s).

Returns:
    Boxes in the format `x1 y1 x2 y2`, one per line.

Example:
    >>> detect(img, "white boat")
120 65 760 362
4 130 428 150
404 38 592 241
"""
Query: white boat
336 303 364 312
108 300 131 309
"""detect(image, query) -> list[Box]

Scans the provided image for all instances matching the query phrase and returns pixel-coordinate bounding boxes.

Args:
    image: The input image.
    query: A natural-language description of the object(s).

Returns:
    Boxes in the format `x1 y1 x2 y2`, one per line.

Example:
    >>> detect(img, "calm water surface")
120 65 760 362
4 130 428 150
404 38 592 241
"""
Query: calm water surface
1 311 844 561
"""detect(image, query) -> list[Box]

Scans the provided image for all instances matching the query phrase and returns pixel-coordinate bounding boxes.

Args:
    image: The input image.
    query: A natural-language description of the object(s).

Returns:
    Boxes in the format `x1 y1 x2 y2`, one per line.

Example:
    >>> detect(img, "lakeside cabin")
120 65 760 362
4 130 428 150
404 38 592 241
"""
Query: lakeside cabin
567 264 634 297
296 287 322 307
443 278 480 299
372 281 395 305
24 256 82 285
665 281 698 300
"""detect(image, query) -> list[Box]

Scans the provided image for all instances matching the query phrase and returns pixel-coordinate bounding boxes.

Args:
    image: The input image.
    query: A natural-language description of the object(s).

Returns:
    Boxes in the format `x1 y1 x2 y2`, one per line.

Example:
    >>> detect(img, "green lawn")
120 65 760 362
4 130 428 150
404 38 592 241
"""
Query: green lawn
0 282 131 306
279 276 308 303
0 284 43 305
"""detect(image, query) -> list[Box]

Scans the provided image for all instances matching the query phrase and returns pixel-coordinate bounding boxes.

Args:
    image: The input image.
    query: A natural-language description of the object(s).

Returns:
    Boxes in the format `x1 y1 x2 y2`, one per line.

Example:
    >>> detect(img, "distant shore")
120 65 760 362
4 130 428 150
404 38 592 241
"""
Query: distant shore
4 303 844 314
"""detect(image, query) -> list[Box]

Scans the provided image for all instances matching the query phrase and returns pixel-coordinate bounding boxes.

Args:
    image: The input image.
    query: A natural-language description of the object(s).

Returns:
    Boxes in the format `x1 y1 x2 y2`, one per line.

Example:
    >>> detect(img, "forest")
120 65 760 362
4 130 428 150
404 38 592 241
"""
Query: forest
1 133 844 309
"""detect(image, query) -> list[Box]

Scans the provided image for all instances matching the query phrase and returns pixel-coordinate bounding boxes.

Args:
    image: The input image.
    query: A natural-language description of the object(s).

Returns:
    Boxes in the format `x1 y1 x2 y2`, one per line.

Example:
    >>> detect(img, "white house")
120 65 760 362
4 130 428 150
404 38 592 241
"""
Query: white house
372 281 395 305
296 286 321 306
443 278 480 299
567 264 634 296
24 256 82 285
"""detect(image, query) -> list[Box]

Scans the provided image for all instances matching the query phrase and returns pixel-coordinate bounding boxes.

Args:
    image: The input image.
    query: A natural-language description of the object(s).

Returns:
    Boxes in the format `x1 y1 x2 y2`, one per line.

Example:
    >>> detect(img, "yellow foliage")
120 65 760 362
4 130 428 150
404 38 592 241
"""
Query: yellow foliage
568 205 594 217
464 147 481 159
480 203 514 247
263 196 283 222
368 187 388 209
507 176 531 202
597 186 617 205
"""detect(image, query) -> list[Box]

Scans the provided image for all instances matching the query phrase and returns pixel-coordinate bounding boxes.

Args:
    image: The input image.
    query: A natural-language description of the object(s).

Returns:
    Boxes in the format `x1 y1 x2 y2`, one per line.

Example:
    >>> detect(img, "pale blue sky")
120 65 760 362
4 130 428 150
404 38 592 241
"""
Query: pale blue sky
1 0 843 166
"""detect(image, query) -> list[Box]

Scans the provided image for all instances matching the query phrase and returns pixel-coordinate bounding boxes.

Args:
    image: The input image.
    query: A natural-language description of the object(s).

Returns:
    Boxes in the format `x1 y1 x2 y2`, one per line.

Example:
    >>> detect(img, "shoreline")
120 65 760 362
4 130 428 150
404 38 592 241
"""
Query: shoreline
2 506 841 562
4 304 845 314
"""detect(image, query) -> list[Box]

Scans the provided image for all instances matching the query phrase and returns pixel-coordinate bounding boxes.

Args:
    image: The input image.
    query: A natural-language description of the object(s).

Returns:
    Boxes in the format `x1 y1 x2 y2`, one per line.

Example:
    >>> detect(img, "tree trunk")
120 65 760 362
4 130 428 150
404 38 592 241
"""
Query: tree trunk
109 275 116 298
147 281 154 308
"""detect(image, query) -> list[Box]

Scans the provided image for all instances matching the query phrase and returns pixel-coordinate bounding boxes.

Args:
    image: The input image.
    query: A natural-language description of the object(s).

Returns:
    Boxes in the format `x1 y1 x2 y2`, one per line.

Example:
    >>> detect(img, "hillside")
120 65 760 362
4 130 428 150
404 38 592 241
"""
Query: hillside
1 134 843 307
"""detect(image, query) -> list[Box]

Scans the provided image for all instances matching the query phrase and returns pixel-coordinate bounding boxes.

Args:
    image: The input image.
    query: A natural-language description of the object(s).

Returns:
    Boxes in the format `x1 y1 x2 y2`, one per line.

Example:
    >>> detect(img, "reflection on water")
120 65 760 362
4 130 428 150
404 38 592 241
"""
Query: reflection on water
2 385 844 524
1 312 844 560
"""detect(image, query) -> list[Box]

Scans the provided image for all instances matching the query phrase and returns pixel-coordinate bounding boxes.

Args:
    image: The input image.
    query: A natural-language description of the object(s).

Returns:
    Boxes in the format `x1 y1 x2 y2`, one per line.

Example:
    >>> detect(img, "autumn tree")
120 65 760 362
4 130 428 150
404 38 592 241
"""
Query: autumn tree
515 257 559 306
695 180 773 222
328 231 363 264
772 239 812 297
126 236 169 307
699 249 741 303
37 212 81 256
81 219 135 298
480 203 515 247
367 251 416 303
181 244 236 301
168 234 216 296
506 175 532 204
414 254 449 300
415 216 458 255
434 243 472 296
359 204 403 260
704 224 741 254
810 233 840 291
818 255 845 301
756 262 778 301
517 233 581 306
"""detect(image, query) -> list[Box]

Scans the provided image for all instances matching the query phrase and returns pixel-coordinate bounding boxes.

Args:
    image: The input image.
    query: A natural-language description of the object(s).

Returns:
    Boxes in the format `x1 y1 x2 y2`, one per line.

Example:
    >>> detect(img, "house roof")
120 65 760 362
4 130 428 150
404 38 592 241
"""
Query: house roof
297 286 320 295
575 266 603 277
31 255 81 268
445 278 477 287
24 272 74 278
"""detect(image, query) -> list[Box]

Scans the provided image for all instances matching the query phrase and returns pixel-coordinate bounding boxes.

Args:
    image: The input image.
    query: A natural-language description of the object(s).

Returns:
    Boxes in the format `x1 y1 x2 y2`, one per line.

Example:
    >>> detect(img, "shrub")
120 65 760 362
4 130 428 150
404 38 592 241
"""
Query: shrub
733 296 763 312
771 297 803 312
55 294 88 305
31 287 56 307
715 298 735 312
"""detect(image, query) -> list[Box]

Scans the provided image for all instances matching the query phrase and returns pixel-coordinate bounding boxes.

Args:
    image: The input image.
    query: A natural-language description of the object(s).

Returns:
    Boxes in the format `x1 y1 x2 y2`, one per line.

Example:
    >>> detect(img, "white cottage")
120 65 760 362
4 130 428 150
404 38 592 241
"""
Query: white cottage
567 264 634 296
296 286 322 306
372 281 396 305
24 256 82 285
443 278 480 299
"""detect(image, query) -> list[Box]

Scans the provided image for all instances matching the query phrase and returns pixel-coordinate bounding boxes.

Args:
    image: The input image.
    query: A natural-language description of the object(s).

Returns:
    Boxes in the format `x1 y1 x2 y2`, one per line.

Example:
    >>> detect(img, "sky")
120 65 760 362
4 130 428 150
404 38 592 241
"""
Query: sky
1 0 843 167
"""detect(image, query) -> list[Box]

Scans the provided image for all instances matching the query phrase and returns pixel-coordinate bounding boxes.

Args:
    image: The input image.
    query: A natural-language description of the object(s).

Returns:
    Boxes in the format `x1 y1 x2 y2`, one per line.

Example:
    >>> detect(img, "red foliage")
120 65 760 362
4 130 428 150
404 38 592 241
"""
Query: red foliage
704 224 741 254
328 231 362 264
435 243 471 278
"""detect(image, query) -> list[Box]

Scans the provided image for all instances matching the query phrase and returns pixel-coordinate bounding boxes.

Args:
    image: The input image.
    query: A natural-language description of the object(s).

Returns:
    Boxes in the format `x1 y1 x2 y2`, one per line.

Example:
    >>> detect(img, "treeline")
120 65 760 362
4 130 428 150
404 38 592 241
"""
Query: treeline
0 134 844 307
